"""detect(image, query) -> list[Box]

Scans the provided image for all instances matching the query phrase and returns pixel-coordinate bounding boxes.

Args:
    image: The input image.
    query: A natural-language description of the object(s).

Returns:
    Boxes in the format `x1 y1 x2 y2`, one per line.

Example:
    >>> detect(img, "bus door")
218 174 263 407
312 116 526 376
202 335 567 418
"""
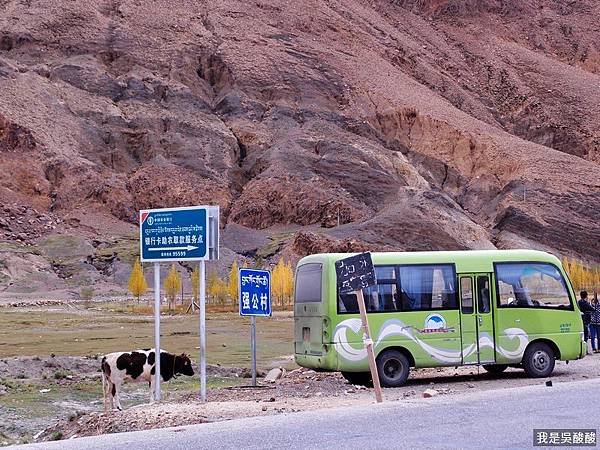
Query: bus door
459 274 495 364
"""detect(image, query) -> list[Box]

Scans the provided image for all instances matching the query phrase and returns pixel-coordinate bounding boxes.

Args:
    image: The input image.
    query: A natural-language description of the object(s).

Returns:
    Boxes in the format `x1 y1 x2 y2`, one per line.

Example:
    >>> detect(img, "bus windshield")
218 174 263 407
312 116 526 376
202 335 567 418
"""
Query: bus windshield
495 262 572 308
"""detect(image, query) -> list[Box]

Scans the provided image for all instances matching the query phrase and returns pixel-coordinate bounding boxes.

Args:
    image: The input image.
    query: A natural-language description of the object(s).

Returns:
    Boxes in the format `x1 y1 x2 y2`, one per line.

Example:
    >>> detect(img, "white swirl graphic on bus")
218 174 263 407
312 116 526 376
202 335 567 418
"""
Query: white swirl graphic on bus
333 318 529 363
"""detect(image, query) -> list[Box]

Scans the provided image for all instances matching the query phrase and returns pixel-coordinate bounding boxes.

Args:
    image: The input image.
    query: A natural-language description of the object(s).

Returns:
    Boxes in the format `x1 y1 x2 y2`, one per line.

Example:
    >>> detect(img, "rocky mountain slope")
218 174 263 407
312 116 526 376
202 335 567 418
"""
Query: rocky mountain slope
0 0 599 296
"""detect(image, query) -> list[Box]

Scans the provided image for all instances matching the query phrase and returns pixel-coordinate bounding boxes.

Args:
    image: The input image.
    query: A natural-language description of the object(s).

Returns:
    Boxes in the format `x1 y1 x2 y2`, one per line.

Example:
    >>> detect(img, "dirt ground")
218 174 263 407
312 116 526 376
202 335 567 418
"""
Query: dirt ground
18 352 600 445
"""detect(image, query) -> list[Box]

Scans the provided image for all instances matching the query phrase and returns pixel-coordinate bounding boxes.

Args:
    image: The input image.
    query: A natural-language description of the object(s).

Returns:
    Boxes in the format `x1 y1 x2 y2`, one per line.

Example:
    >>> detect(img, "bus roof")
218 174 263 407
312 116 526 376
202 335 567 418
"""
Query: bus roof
297 249 562 273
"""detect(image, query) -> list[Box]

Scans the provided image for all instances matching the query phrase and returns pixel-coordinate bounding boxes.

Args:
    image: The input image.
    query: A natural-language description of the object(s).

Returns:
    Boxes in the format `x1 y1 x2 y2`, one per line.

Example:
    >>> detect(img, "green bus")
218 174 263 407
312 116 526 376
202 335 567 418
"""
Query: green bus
294 250 586 387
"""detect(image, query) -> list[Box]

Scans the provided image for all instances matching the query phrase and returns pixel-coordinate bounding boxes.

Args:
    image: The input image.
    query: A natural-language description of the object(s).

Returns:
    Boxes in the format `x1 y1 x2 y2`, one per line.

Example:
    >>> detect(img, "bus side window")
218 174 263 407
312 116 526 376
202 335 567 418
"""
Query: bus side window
397 264 457 311
460 277 473 314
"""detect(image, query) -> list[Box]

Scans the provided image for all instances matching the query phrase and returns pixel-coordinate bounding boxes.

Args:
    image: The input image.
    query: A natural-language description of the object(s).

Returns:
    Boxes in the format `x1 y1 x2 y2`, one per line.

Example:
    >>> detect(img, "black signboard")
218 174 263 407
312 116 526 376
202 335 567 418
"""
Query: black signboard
335 252 377 294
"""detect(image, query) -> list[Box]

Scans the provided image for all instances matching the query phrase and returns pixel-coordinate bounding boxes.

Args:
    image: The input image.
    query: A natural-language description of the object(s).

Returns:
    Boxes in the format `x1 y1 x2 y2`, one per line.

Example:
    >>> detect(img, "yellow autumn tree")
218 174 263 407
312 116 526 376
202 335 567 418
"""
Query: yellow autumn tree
207 270 220 304
217 278 229 304
229 260 239 302
272 258 294 307
573 259 582 290
191 266 200 303
128 258 148 303
283 259 294 304
164 263 181 311
206 270 228 305
565 258 580 290
562 257 571 278
563 258 600 292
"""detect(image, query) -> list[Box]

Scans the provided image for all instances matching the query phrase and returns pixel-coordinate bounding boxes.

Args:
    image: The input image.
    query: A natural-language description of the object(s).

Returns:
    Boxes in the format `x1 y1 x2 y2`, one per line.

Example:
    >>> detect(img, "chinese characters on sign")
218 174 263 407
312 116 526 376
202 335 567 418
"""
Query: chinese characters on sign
534 429 597 447
335 252 377 294
140 206 208 262
239 268 271 317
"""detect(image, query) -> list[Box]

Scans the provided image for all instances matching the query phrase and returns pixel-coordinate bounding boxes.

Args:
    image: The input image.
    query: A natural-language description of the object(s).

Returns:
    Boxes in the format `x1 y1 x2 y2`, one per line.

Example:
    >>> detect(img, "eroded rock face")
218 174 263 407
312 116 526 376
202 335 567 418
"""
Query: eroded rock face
0 113 36 153
229 176 368 229
0 0 598 281
291 231 383 257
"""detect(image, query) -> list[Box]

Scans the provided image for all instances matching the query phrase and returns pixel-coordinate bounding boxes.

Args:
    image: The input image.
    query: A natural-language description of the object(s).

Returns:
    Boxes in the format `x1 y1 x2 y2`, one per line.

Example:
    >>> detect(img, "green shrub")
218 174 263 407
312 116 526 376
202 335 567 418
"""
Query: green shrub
53 371 69 380
50 432 63 441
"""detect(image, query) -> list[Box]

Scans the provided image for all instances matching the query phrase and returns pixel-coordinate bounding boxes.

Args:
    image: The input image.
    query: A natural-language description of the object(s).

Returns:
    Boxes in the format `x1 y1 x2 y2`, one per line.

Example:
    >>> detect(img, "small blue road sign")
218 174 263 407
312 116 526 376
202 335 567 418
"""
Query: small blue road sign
239 268 271 316
140 206 208 262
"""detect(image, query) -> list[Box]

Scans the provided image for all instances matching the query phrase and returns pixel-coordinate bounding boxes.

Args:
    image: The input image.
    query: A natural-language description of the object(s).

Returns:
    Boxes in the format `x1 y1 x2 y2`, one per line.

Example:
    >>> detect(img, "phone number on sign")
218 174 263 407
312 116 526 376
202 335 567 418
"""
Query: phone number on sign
160 251 187 258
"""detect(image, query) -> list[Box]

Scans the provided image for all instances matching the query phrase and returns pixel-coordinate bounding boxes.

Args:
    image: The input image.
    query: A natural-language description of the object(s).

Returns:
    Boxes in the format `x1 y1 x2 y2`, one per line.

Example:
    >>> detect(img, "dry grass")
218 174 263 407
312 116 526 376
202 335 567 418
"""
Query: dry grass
0 304 294 368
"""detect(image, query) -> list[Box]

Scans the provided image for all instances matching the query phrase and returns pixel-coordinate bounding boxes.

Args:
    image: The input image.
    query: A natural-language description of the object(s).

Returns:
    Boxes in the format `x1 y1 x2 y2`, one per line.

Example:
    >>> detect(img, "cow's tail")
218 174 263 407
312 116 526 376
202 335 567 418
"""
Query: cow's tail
101 357 108 412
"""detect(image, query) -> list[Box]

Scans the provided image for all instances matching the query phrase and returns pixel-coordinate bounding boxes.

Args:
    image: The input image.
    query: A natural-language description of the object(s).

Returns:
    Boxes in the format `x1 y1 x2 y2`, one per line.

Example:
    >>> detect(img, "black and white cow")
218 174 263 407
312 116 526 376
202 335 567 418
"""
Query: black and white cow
101 349 194 411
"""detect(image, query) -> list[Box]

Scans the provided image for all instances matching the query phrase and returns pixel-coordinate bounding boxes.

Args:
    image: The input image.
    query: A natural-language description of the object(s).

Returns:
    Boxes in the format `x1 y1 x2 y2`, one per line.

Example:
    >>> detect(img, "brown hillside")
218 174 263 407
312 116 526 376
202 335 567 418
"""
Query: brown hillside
0 0 599 293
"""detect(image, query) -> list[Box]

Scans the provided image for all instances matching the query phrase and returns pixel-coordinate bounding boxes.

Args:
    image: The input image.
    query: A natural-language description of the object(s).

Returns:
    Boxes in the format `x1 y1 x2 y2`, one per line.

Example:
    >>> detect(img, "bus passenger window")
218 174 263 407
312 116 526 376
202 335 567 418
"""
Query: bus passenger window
477 276 490 313
397 264 457 311
338 293 358 313
337 265 398 313
461 277 473 314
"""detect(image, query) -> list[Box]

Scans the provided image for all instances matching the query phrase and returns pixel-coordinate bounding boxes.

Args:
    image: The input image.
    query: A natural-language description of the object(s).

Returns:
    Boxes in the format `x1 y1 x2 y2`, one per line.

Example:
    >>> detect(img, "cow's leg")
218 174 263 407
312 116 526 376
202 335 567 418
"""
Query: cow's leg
102 372 108 412
107 380 115 411
112 379 123 411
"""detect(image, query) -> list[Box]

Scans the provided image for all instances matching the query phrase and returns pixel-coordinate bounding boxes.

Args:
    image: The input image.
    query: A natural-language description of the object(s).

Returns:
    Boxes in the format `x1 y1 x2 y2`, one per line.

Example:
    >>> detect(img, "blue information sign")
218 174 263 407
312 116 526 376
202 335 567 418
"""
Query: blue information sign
140 206 208 262
239 268 271 317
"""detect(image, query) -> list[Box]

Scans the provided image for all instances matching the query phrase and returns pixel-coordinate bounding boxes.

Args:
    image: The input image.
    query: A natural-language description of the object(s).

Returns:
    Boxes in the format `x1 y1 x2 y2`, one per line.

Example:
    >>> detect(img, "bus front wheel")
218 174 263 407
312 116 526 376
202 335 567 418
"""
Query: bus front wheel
376 349 410 387
522 342 555 378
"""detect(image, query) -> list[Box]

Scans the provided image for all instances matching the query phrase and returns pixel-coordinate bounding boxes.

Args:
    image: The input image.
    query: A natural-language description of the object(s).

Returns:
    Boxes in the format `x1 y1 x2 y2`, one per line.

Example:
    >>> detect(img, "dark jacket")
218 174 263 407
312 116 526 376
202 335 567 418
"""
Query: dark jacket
591 302 600 325
578 299 594 324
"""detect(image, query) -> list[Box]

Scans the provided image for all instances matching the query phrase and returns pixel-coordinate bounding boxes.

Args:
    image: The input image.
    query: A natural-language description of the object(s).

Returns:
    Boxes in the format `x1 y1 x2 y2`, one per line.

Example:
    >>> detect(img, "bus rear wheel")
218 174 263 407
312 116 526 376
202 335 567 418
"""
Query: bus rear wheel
341 371 372 386
523 342 555 378
376 349 410 387
482 364 508 374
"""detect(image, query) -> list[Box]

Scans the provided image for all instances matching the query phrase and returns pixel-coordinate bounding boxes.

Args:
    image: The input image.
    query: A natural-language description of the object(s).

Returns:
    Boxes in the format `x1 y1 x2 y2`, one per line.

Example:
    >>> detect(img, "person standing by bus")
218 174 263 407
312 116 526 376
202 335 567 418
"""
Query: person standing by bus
578 291 594 354
590 293 600 353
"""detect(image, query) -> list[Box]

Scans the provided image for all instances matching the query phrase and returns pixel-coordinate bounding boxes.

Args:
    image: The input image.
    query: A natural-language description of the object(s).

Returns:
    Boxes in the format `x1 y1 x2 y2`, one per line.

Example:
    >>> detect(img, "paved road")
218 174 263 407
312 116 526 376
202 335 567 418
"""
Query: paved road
12 379 600 450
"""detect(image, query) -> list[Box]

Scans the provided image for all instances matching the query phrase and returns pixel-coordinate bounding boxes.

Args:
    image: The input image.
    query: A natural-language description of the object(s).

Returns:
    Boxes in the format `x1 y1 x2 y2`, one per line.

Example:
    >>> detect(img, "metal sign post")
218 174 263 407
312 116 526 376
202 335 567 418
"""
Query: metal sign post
153 262 161 402
140 205 219 403
199 259 207 402
335 252 383 403
250 316 257 386
239 268 271 387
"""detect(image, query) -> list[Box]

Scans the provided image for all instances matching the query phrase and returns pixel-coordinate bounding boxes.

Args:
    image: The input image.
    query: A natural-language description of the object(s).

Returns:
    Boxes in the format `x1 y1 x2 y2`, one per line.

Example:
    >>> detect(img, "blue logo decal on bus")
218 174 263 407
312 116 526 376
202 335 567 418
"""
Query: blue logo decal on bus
419 314 455 334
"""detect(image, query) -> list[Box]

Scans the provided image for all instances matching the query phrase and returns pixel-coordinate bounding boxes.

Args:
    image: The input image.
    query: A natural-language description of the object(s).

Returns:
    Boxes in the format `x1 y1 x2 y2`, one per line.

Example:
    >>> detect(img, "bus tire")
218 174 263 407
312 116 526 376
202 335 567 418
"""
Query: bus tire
376 349 410 388
341 371 372 386
523 342 555 378
482 364 508 374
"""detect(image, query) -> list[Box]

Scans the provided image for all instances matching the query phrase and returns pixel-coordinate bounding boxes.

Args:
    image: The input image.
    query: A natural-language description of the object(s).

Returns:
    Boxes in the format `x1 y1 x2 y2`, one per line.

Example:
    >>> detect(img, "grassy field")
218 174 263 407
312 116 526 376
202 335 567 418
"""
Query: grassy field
0 304 295 368
0 304 296 445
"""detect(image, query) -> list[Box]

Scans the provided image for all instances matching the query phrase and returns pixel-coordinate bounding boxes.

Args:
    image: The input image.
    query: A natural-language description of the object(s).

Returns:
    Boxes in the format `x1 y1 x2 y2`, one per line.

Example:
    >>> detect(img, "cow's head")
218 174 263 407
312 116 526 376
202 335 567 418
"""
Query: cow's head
176 353 194 376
